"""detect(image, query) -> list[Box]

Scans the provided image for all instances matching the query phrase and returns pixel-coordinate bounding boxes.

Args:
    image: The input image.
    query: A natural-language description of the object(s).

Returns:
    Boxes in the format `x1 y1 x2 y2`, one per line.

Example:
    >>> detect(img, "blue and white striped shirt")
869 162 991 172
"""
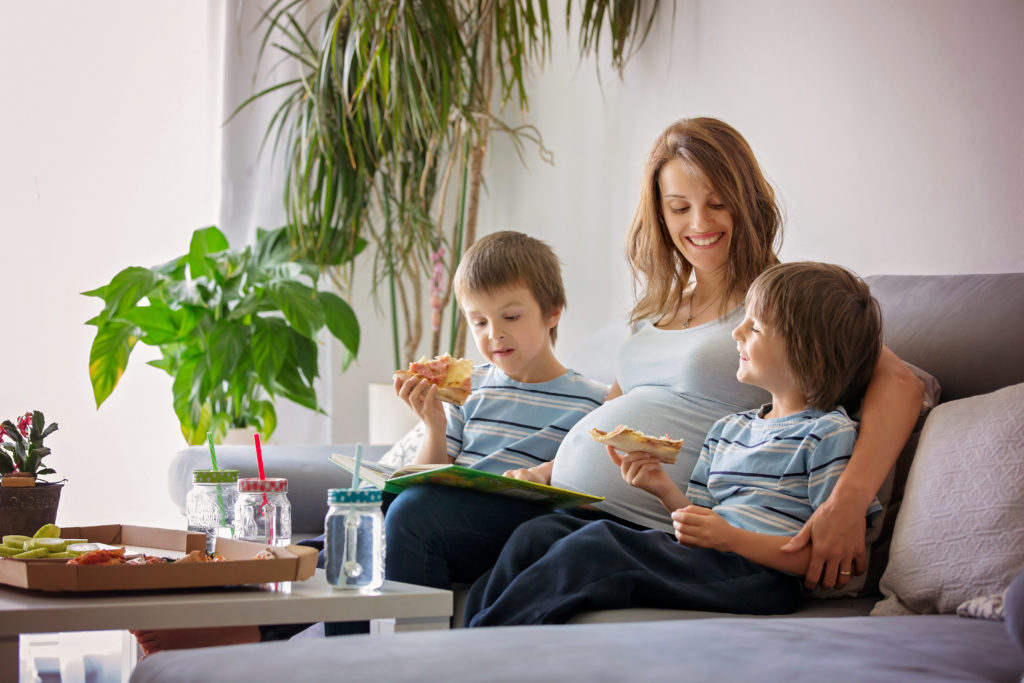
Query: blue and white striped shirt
445 365 608 473
686 405 882 536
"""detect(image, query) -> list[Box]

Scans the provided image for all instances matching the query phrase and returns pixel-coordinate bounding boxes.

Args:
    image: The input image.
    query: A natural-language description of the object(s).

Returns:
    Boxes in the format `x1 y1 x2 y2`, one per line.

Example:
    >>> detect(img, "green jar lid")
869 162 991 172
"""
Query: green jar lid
328 488 382 504
192 469 239 484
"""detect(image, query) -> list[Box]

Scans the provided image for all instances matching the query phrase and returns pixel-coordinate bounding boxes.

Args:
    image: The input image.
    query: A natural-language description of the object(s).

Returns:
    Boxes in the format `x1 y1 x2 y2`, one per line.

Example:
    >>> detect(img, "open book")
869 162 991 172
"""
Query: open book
329 454 604 509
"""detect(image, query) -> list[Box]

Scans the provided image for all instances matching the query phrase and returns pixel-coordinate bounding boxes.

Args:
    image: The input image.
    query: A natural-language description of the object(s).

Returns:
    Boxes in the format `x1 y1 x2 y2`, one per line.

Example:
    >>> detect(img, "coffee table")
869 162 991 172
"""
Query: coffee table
0 570 452 681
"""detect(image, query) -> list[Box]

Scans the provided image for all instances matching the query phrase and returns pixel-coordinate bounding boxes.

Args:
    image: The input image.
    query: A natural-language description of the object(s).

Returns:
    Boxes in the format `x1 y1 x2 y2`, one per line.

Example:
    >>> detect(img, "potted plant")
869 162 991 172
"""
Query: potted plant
83 225 360 445
238 0 658 368
0 410 64 536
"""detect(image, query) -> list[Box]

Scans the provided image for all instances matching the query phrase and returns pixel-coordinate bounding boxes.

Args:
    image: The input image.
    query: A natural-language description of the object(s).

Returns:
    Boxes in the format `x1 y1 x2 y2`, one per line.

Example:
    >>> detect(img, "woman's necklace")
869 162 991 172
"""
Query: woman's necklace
681 285 724 329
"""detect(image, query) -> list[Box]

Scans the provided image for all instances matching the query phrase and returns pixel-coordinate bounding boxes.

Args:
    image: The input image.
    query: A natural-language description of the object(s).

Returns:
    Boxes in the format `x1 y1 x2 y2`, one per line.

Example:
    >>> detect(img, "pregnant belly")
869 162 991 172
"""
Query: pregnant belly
550 385 741 531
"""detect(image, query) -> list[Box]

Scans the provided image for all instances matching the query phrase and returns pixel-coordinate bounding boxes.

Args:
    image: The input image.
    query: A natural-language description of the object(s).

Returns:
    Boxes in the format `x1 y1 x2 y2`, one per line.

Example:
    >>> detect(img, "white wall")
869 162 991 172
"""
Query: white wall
2 1 1022 527
0 2 224 527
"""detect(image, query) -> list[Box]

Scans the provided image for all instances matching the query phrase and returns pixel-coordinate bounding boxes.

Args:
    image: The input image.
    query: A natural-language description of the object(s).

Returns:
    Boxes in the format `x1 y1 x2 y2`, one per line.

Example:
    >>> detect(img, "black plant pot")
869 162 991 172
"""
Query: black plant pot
0 481 63 537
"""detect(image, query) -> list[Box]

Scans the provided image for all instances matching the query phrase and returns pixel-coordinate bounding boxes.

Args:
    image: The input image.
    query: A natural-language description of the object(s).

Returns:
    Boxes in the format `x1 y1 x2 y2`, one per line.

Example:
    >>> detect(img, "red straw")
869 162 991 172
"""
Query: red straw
254 433 266 480
254 433 268 507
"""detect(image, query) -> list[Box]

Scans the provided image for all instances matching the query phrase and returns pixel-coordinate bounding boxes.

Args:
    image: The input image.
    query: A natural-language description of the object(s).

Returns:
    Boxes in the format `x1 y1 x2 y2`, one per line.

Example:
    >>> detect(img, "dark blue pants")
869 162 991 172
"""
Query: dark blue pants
463 514 803 627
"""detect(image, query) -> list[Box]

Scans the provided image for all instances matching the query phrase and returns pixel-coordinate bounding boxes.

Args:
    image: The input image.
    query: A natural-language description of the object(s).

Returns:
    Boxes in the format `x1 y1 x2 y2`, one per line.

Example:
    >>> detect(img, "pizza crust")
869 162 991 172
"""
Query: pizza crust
589 425 684 464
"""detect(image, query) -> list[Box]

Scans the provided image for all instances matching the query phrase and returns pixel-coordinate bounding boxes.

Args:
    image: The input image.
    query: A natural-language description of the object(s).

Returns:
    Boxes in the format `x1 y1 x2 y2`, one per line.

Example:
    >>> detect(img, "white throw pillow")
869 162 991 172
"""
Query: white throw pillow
872 382 1024 615
377 421 426 469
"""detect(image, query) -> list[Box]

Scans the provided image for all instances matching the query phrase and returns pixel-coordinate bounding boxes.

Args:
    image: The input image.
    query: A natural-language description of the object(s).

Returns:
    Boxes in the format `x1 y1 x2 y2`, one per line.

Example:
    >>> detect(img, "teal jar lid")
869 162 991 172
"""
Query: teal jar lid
192 469 239 484
328 488 383 504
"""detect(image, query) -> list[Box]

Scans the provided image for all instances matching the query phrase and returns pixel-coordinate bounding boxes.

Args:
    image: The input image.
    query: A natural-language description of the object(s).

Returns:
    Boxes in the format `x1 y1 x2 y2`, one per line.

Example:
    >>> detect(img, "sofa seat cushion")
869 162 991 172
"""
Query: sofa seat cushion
129 615 1024 683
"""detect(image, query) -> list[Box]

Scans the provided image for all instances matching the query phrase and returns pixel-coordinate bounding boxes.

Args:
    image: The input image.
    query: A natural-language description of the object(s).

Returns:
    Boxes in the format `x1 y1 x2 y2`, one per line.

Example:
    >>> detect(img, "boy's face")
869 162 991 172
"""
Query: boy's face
731 308 796 399
460 284 561 383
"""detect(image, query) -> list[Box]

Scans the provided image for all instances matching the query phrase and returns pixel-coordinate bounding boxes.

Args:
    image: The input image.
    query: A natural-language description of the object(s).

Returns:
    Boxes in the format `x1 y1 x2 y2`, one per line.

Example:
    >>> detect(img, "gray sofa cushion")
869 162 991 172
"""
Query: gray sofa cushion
129 615 1024 683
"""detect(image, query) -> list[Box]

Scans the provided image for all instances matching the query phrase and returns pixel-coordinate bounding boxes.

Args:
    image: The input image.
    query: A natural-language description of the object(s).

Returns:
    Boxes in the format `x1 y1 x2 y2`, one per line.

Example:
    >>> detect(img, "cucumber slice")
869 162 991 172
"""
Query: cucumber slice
24 538 66 552
12 548 49 559
0 545 22 557
61 538 89 546
2 535 31 549
47 552 71 559
32 523 61 539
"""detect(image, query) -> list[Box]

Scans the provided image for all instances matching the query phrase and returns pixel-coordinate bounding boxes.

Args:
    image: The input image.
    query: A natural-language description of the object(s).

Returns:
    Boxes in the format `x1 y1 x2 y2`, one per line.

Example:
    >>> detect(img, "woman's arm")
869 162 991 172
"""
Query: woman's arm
782 345 924 588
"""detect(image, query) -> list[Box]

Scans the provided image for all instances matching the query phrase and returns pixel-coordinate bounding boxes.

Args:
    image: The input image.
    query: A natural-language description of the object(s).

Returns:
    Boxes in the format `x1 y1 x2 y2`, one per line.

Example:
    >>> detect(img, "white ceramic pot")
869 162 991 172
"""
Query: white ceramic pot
222 427 259 446
367 382 420 445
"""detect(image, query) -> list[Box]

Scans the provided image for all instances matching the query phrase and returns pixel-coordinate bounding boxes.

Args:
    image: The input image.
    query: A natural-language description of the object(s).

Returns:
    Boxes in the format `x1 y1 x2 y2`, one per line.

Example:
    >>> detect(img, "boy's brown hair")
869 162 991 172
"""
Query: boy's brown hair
745 262 882 412
454 231 566 344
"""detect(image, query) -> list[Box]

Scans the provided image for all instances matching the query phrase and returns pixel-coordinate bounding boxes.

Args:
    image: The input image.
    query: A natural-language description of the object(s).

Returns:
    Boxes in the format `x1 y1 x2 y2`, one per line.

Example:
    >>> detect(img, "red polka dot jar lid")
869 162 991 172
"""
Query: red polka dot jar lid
237 477 288 493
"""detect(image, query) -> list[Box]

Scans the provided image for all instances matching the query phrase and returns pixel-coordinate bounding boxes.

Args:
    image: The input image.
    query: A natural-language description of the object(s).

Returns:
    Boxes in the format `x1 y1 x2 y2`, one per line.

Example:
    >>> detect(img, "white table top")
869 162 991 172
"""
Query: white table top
0 570 452 635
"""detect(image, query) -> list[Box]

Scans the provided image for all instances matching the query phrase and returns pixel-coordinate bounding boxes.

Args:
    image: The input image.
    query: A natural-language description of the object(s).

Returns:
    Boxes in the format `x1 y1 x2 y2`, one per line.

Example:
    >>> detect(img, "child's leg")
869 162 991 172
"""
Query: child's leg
466 519 802 626
384 485 550 588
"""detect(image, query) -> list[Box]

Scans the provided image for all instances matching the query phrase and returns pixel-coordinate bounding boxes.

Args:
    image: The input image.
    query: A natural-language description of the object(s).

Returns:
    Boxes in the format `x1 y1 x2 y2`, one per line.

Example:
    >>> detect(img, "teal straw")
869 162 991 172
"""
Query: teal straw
352 443 363 488
206 432 227 529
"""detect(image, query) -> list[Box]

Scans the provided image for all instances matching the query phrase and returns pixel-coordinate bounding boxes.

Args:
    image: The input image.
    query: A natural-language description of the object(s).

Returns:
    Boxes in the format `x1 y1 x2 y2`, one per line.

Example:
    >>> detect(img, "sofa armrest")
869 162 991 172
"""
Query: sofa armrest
168 444 392 535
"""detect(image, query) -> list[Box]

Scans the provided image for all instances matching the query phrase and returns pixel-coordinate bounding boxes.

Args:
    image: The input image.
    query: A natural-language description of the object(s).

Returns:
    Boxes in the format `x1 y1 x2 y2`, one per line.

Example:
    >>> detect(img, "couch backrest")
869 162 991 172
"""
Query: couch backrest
866 273 1024 403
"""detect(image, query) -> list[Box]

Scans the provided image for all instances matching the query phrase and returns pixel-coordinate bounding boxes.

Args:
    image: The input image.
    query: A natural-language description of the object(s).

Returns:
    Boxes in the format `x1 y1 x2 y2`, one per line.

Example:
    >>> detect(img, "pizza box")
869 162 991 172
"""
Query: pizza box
0 524 317 592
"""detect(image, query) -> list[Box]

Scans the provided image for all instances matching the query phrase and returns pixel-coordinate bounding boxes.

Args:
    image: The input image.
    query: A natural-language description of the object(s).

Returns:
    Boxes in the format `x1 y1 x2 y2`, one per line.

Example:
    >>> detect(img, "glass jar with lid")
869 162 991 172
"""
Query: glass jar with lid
234 477 292 547
324 487 385 591
185 469 239 554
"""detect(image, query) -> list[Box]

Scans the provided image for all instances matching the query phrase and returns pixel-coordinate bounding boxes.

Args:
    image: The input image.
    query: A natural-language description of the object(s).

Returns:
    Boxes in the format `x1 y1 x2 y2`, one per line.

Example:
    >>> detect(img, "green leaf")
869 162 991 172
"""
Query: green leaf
274 364 319 411
172 356 207 433
88 322 139 408
187 226 230 280
319 291 360 369
270 281 324 339
207 321 249 385
83 267 157 325
122 302 180 345
252 317 291 390
253 399 277 442
289 330 318 383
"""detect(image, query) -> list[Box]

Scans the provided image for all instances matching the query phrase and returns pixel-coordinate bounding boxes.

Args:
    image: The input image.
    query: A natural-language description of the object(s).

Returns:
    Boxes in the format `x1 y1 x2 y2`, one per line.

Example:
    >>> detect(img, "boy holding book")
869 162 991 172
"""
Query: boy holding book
464 262 885 625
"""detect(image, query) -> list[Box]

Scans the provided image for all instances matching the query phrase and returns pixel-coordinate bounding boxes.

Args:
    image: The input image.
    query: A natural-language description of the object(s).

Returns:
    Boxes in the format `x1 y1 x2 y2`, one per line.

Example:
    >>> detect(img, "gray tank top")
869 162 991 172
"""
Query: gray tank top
550 307 769 531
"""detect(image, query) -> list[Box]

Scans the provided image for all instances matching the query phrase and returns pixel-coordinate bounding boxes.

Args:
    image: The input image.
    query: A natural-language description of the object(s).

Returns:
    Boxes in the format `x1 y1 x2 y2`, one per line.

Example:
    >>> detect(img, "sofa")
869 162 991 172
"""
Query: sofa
146 273 1024 682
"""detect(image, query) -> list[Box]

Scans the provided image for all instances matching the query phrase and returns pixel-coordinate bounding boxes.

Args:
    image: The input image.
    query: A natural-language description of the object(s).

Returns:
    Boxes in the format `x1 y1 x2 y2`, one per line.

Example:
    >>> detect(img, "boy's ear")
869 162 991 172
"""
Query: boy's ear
546 306 563 328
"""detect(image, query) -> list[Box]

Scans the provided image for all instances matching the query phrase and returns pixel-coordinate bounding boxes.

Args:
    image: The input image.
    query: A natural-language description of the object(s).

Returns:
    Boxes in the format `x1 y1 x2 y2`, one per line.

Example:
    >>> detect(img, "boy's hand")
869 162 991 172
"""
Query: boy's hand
503 466 548 484
394 374 446 431
672 505 736 552
606 445 675 498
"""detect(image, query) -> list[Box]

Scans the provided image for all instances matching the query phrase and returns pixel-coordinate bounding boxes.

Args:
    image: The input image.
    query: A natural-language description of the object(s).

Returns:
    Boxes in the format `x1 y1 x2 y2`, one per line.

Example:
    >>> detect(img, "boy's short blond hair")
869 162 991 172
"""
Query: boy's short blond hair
454 231 566 344
745 262 882 412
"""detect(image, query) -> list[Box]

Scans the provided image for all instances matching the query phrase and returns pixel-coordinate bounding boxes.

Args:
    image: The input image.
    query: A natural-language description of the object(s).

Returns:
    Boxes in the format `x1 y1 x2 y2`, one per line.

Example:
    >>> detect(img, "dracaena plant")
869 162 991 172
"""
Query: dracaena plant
83 225 361 445
0 411 59 477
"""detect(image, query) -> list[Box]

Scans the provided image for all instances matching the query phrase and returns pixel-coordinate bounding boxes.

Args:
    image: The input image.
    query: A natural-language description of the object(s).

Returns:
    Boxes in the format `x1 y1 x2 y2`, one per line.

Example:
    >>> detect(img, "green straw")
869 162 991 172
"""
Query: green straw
206 432 227 530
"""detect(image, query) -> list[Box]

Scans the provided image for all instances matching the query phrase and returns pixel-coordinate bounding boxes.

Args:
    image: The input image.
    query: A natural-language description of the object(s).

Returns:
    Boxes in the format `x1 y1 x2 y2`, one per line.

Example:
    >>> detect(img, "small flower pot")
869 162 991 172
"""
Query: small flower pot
0 481 63 537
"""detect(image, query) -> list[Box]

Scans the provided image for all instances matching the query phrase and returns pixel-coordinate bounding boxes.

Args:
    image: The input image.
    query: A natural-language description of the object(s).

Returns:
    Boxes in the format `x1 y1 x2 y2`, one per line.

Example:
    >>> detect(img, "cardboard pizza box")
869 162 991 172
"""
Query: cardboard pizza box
0 524 317 592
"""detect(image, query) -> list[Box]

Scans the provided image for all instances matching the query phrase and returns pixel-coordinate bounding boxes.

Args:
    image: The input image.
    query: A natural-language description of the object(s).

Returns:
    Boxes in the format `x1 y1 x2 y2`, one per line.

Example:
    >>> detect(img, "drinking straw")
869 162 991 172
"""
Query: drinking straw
206 432 227 530
352 443 363 488
254 432 269 506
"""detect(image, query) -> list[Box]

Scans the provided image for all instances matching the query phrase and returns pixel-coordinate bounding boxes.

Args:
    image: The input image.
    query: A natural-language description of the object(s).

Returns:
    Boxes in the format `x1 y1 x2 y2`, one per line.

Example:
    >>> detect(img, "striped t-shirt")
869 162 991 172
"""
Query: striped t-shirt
445 365 608 474
686 405 883 536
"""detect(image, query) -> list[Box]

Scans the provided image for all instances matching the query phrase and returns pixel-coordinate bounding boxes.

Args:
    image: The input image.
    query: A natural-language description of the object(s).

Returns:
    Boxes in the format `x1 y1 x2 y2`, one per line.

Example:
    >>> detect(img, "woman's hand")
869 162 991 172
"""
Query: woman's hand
672 505 735 551
781 489 868 589
394 374 446 432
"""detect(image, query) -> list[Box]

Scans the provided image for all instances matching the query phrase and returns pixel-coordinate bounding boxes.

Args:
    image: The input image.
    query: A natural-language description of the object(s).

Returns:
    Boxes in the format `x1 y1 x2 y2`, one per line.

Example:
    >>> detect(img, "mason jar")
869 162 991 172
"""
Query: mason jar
234 477 292 547
185 469 239 554
324 487 385 591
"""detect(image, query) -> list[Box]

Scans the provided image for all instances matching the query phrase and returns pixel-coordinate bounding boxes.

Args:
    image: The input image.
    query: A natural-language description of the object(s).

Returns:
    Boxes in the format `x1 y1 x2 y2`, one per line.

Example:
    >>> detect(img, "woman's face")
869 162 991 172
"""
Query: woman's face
658 159 734 277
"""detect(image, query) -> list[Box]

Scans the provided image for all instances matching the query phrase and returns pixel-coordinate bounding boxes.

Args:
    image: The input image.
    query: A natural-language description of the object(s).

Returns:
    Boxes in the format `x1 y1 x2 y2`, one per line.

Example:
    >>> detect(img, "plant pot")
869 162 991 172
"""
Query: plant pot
223 427 259 446
0 481 63 537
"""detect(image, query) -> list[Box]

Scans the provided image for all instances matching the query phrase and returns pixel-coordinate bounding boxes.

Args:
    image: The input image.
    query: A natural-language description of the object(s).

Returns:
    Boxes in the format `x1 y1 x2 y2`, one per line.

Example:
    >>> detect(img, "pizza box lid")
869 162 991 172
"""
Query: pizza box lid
0 524 317 592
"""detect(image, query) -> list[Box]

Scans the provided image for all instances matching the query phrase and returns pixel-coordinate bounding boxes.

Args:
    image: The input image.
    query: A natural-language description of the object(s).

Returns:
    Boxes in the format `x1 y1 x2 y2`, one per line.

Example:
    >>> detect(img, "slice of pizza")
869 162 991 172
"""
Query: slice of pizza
395 353 474 405
589 425 684 464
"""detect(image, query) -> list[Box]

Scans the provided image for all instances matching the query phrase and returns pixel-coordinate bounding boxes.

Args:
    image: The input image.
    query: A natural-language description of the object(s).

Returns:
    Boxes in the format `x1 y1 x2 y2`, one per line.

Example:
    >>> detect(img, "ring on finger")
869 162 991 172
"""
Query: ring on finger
839 570 852 576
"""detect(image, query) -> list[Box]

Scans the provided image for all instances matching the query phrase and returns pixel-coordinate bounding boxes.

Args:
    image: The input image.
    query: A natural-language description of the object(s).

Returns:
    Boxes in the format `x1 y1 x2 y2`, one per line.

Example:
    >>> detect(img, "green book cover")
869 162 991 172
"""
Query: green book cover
329 454 603 509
